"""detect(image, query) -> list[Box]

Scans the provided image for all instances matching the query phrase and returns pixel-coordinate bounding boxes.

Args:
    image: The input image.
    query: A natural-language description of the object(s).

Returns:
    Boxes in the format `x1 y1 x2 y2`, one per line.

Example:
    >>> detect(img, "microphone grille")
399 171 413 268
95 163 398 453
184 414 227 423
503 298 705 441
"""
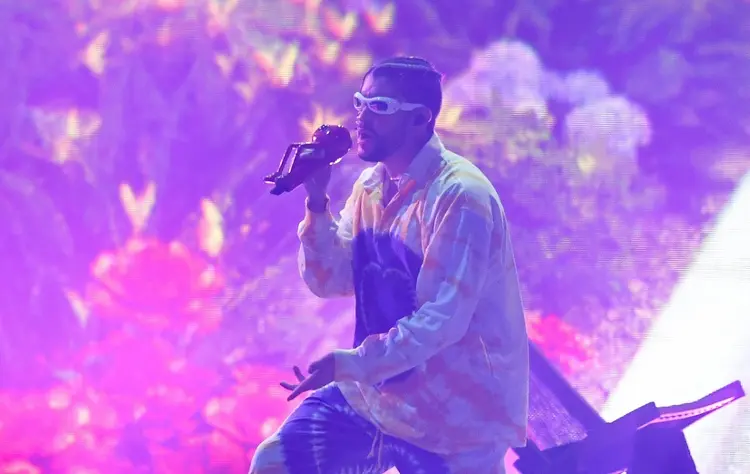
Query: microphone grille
312 124 352 159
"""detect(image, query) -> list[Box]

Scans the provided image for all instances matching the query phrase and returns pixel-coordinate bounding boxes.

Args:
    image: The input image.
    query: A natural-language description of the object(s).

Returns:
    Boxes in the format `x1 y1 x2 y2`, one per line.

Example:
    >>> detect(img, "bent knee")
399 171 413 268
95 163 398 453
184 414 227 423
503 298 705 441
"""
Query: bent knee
249 434 289 474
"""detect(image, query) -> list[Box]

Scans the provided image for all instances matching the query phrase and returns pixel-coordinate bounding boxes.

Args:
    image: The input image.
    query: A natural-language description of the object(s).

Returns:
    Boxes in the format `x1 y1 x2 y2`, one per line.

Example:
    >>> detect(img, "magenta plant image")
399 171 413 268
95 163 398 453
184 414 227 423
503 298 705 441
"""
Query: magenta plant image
0 0 747 472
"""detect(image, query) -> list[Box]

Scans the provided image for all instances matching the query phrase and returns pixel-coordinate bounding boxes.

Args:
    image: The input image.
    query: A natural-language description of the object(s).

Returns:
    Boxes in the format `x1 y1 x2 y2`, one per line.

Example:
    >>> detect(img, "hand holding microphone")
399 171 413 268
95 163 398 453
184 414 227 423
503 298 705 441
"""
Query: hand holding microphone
264 125 352 196
303 165 332 212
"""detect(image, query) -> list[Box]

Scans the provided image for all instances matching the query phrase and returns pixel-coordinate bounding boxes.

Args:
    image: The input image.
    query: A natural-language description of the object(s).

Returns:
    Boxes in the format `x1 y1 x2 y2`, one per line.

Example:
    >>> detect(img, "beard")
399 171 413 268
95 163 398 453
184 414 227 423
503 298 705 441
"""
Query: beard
357 134 401 163
357 138 388 163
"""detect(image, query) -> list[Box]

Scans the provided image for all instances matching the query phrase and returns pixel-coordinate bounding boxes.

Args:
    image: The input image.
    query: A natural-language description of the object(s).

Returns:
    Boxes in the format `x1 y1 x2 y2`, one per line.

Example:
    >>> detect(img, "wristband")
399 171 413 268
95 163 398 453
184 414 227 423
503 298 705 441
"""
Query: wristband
306 195 330 213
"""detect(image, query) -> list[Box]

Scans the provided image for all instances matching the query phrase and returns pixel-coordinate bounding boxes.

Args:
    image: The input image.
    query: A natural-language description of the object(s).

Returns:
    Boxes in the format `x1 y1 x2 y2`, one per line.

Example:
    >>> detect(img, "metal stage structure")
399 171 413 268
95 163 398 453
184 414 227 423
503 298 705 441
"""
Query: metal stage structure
513 343 745 474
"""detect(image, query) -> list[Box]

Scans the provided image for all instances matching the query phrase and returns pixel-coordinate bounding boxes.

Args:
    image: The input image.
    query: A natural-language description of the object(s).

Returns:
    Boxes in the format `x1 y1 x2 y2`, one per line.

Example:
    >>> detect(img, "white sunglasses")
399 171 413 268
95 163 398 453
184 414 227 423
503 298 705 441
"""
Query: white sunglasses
353 91 424 115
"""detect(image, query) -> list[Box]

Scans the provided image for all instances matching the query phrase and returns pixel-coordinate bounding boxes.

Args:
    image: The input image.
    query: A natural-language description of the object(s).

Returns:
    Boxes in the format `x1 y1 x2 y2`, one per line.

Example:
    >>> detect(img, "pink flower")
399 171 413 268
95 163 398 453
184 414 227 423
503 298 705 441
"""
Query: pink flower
527 312 595 375
204 364 302 456
87 237 224 332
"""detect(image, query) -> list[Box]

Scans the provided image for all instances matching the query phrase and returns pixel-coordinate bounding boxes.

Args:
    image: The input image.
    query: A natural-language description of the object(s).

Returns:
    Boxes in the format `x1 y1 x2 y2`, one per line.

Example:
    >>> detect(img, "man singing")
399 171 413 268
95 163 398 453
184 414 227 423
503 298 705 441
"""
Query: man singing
250 56 529 474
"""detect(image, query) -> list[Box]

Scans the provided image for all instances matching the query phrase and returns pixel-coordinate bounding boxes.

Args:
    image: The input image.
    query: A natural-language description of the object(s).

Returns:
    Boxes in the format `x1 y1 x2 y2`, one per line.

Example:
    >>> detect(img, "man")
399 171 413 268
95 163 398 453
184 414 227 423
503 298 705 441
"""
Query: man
250 56 529 474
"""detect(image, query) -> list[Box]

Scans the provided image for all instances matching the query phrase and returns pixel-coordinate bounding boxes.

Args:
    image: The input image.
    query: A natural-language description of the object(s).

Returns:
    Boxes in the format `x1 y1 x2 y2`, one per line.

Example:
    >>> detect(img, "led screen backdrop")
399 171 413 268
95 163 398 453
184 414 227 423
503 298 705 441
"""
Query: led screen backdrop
0 0 749 472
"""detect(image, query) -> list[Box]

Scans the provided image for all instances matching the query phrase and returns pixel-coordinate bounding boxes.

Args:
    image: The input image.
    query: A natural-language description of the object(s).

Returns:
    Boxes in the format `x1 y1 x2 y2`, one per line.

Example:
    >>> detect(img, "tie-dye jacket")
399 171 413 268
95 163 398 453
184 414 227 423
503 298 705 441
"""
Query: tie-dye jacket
297 133 529 455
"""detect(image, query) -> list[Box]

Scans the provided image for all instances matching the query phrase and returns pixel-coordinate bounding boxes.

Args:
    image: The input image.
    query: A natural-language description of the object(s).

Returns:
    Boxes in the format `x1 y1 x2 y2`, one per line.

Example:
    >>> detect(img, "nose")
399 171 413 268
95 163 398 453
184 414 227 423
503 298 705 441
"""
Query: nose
355 114 367 129
356 103 375 120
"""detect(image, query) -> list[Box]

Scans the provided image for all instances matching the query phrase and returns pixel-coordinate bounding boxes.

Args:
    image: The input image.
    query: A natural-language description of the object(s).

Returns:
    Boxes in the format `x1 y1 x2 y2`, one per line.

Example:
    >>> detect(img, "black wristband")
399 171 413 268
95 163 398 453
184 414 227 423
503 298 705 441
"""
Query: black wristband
306 195 329 213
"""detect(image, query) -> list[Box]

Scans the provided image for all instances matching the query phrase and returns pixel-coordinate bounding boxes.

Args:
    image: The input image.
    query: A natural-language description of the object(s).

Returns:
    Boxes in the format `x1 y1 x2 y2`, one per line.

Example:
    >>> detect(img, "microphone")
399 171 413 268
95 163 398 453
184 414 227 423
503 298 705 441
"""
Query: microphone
264 124 352 195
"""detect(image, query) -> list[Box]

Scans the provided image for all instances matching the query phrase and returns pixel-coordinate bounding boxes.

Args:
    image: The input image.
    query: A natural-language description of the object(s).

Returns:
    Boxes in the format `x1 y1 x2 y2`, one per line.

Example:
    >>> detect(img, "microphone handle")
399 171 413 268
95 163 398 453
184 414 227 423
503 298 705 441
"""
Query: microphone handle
270 148 329 195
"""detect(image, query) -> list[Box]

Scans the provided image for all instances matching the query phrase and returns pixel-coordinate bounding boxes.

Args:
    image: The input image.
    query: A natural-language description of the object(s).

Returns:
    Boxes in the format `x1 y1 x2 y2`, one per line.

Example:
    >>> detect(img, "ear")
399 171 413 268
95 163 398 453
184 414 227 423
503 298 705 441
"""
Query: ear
413 109 432 126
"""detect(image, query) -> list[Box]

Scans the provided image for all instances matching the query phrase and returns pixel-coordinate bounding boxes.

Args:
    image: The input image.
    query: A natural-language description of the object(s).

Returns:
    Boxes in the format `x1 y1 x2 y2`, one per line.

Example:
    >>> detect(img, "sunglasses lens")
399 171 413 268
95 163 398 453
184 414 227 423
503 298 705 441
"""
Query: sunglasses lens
353 94 399 114
369 100 391 114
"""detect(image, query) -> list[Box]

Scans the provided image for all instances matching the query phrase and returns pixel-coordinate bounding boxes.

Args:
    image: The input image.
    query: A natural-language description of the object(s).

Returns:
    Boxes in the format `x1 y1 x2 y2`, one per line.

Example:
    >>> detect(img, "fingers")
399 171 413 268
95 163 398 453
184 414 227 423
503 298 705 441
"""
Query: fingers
303 166 332 196
287 377 312 401
313 164 333 180
308 352 333 374
280 366 307 392
282 363 331 400
293 366 305 381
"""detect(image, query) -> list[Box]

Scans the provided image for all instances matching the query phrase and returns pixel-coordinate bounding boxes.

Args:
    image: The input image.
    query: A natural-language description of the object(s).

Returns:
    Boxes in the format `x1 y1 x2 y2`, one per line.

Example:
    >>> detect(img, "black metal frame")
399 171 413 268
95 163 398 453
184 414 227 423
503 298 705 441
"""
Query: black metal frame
513 343 745 473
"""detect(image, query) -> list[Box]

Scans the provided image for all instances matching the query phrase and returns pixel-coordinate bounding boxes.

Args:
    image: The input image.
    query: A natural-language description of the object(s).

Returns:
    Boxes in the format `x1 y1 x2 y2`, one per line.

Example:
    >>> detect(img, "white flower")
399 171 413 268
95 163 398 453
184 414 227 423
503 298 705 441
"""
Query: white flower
565 96 652 156
562 70 611 105
540 70 568 103
444 40 547 114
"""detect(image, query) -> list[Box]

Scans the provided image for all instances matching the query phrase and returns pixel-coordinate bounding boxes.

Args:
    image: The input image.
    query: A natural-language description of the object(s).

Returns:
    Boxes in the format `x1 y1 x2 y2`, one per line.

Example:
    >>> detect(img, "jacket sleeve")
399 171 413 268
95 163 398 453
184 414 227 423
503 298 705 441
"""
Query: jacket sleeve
297 181 362 298
332 184 497 384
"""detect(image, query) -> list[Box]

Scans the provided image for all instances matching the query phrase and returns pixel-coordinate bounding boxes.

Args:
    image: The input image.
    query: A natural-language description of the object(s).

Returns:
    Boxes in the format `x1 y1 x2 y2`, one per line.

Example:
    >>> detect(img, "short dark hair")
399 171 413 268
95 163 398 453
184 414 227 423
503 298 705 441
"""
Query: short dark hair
363 56 443 132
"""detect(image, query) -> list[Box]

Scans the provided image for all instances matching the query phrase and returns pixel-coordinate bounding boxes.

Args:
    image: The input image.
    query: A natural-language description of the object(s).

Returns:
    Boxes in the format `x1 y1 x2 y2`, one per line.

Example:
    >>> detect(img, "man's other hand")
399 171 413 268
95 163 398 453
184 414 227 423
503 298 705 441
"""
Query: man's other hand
280 353 336 401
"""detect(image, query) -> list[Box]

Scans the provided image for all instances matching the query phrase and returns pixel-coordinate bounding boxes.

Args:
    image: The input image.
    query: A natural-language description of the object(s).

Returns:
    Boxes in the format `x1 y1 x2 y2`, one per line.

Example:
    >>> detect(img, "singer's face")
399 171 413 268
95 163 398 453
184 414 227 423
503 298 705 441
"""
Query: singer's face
355 75 413 163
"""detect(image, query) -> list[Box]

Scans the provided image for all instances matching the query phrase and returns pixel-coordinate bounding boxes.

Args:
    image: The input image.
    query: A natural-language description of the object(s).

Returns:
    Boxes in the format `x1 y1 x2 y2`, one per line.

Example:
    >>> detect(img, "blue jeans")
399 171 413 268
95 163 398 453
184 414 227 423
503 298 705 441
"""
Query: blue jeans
250 384 450 474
